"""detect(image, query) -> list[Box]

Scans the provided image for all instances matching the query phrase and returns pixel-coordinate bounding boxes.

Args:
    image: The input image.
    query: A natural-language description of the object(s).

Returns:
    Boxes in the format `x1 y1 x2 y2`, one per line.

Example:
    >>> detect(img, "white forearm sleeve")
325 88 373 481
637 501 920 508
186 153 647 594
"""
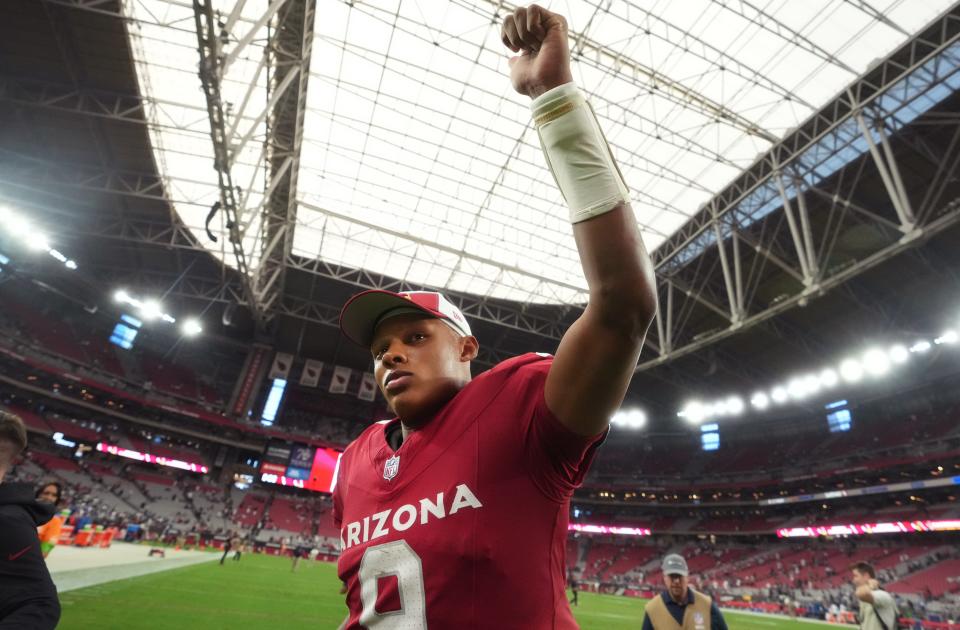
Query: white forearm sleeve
531 82 630 223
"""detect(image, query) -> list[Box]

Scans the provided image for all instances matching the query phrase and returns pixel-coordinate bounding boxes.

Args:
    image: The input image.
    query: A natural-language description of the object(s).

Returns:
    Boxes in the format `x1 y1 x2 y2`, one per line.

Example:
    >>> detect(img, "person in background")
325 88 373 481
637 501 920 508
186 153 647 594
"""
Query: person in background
0 410 60 629
291 544 307 572
219 532 237 565
851 561 898 630
568 570 580 607
35 482 65 558
642 554 729 630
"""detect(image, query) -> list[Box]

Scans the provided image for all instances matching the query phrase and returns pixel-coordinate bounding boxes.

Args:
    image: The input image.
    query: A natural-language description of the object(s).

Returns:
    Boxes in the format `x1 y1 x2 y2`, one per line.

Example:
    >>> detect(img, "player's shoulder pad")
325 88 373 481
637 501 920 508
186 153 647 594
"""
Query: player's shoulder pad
473 351 553 385
484 352 552 374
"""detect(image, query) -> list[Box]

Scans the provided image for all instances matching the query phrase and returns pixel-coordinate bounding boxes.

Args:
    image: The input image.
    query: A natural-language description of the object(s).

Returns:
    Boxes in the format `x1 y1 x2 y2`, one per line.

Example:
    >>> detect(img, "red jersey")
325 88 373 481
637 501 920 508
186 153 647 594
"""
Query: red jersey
333 353 604 629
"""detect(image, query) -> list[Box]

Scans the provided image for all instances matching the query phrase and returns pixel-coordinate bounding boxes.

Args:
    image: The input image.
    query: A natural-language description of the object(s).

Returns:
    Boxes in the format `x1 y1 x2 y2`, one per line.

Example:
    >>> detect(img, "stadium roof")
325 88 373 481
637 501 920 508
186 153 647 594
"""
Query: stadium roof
2 0 960 418
128 0 954 304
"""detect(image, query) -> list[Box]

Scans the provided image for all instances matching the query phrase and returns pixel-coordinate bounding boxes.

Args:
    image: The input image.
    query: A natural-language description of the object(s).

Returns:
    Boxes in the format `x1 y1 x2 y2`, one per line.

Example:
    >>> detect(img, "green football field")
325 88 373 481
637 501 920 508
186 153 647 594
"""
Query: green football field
58 553 833 629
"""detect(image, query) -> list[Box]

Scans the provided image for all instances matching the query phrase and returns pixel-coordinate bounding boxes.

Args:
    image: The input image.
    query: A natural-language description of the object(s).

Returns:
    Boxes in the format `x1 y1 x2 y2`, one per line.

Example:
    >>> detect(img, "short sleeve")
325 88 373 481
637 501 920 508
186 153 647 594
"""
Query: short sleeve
514 357 607 502
872 590 894 612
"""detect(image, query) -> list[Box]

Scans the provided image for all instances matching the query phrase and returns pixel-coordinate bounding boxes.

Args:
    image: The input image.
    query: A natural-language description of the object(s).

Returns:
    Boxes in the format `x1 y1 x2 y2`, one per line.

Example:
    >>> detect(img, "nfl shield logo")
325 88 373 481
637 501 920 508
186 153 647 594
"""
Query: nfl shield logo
383 455 400 481
694 611 705 629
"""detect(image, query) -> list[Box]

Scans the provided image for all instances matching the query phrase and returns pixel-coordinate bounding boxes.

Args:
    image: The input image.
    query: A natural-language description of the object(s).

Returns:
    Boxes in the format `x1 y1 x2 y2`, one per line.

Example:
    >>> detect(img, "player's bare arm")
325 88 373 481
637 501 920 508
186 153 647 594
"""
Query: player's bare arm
503 4 657 437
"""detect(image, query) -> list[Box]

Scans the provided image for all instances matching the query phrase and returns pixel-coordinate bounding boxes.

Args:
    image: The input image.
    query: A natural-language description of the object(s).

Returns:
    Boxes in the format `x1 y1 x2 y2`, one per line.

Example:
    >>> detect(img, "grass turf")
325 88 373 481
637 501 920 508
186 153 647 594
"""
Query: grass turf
59 553 832 629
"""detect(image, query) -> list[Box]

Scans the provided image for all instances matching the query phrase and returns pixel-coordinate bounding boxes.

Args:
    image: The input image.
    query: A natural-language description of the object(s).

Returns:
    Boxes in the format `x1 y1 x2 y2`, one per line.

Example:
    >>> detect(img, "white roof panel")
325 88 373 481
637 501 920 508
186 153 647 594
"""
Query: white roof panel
125 0 955 303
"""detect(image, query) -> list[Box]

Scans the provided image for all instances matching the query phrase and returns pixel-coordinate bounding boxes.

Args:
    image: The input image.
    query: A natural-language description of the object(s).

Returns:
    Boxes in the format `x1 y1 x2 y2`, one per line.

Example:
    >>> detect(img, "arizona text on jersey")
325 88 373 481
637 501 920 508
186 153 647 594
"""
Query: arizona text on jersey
333 354 606 629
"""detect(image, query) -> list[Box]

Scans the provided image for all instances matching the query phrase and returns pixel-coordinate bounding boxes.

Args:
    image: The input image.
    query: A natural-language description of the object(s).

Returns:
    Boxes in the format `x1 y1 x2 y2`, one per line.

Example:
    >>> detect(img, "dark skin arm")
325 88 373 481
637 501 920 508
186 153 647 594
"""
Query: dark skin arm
503 5 657 437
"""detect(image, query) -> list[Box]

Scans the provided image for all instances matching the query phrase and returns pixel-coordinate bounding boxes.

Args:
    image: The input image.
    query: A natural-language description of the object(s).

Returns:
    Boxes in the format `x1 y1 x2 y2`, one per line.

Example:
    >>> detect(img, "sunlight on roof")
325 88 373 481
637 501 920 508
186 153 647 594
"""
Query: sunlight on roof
125 0 953 304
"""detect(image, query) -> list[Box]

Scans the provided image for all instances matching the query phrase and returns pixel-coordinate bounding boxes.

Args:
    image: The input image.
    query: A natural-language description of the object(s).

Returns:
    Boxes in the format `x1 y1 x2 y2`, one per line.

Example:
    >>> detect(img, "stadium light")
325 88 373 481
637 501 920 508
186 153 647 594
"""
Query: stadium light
802 373 821 395
0 204 80 269
787 377 808 400
888 344 909 364
138 299 163 321
7 214 30 237
680 401 706 424
936 330 958 345
910 340 932 353
612 409 646 429
725 396 745 416
112 288 195 333
839 358 864 383
181 318 203 337
862 348 890 376
750 392 769 410
26 233 50 251
671 318 960 423
634 410 648 428
819 368 839 388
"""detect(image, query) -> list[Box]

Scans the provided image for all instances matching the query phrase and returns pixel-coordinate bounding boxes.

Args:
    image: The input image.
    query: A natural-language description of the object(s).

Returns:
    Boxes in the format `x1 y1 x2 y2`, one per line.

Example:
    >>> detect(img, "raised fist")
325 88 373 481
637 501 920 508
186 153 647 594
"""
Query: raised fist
501 4 573 99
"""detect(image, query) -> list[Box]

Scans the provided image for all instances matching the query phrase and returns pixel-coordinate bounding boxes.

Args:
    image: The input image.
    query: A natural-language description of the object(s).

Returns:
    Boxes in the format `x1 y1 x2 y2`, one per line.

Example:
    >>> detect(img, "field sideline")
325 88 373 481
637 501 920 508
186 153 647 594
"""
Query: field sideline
58 553 839 629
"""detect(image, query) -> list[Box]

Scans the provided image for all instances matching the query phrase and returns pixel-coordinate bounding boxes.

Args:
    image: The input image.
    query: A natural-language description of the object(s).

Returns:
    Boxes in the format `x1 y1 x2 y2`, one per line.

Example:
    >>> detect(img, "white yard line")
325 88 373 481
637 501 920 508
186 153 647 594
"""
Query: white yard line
48 542 219 593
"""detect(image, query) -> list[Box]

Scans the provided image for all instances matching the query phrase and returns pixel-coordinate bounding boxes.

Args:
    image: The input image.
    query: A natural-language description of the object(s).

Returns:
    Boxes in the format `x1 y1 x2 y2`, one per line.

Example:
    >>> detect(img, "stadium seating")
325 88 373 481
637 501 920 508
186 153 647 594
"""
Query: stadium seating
5 288 960 628
265 496 312 536
8 406 53 433
889 559 960 598
233 493 268 528
31 450 81 472
4 302 91 366
44 415 101 443
314 502 340 540
141 358 200 401
13 438 960 627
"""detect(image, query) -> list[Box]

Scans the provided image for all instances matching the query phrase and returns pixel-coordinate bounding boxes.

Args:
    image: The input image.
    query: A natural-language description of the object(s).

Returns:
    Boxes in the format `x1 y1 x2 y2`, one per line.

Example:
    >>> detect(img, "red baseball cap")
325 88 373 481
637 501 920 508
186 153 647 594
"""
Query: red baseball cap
339 290 473 347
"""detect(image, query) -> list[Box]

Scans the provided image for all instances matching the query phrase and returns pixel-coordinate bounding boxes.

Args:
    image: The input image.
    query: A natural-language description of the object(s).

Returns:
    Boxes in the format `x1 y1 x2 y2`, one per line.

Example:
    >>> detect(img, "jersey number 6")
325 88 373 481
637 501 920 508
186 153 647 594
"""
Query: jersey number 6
358 540 427 628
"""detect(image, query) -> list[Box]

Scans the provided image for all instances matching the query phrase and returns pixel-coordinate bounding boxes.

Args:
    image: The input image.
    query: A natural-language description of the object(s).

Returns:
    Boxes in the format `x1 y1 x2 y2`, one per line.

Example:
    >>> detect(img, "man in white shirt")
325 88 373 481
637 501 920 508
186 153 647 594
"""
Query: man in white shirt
851 561 898 630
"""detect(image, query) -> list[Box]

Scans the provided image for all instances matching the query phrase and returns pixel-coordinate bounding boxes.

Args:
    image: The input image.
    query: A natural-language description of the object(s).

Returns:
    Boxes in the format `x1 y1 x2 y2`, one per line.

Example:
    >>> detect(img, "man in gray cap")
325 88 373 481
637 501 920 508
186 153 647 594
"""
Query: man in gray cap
641 553 728 630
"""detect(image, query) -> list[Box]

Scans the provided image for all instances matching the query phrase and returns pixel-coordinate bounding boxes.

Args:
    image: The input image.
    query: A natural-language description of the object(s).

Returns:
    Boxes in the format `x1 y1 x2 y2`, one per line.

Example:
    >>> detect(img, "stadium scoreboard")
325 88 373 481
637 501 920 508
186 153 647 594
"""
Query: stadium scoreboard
259 439 342 494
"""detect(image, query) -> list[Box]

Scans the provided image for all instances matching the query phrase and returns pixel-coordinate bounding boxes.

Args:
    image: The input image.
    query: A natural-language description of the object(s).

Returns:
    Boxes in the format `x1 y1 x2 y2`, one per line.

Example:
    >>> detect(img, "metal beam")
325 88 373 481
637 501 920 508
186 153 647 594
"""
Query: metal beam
38 212 577 340
0 76 148 123
629 8 960 369
11 0 960 376
774 172 813 285
0 148 168 202
192 0 261 326
793 181 820 282
918 122 960 223
254 0 316 317
84 264 504 370
285 252 574 340
653 10 960 271
637 196 960 372
854 110 916 232
711 221 741 323
222 0 287 73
